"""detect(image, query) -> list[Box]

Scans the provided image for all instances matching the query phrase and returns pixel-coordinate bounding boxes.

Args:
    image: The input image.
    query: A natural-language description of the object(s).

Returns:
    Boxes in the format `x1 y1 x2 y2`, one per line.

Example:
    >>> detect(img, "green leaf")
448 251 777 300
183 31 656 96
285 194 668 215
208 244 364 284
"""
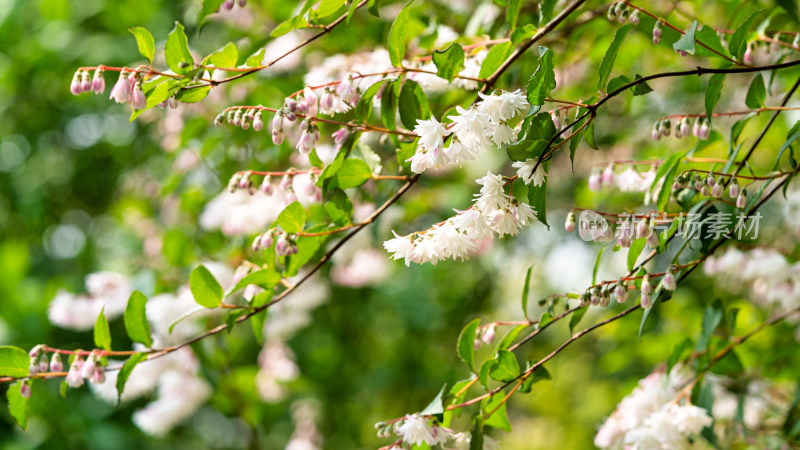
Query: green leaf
470 416 484 450
175 86 211 103
324 189 354 225
538 311 553 328
489 350 520 382
207 42 238 69
7 382 28 429
506 0 521 28
598 24 632 91
420 384 447 415
672 20 698 55
94 307 111 351
432 43 465 82
251 309 267 344
506 113 556 161
128 27 155 63
189 265 224 308
540 0 557 22
165 21 194 75
316 0 346 18
584 120 598 149
627 238 646 271
526 161 550 227
496 325 527 352
607 75 631 93
592 245 606 285
478 359 496 389
569 307 587 334
479 42 512 79
632 74 653 96
650 150 686 211
776 0 800 22
705 73 725 125
228 268 281 296
510 24 537 45
116 353 146 401
667 337 693 373
198 0 225 26
521 265 533 320
745 73 766 109
0 346 30 378
388 0 413 66
697 299 724 351
520 366 551 393
245 48 265 67
729 10 762 60
398 80 429 129
380 79 399 131
278 201 307 233
355 79 388 121
335 159 373 189
457 318 480 372
526 46 556 106
482 394 511 432
271 15 309 37
695 25 729 58
124 291 153 348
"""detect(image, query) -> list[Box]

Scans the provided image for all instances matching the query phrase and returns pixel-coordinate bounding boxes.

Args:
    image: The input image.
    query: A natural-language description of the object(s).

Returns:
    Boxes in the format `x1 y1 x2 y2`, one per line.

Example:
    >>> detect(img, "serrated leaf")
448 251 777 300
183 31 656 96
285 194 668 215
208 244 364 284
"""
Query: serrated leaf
277 201 307 233
94 307 111 351
7 382 27 429
673 20 698 55
729 10 762 60
189 265 224 308
124 291 153 348
506 113 556 161
598 24 632 91
116 353 146 402
165 21 194 75
745 73 766 109
128 27 155 63
458 318 480 372
335 159 373 189
527 46 555 106
432 43 465 82
388 0 413 66
489 350 520 382
0 346 29 378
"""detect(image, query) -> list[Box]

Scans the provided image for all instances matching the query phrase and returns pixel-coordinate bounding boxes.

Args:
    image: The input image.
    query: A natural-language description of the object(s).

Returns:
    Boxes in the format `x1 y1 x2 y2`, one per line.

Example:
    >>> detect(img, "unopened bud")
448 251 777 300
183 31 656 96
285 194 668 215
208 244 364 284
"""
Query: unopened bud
736 189 747 209
602 164 615 187
50 353 63 372
729 179 740 198
214 114 225 126
614 283 627 303
565 211 576 233
588 172 601 191
481 325 496 345
711 177 723 198
641 274 653 295
662 268 676 291
260 175 273 195
20 382 31 398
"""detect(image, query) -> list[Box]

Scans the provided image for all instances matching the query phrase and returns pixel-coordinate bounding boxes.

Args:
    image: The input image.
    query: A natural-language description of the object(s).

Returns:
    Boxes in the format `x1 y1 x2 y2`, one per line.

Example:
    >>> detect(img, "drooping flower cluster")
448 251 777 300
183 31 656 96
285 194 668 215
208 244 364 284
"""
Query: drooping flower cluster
588 164 657 194
69 67 173 111
408 90 529 174
652 117 710 141
670 171 748 207
383 171 537 265
607 2 640 25
595 367 712 449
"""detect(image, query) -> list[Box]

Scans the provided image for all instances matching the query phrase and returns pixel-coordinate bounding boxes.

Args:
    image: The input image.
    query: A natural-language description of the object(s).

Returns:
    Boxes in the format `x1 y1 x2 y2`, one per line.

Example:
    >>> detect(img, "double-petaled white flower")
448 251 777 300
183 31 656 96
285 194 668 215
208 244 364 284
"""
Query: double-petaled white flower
512 159 547 187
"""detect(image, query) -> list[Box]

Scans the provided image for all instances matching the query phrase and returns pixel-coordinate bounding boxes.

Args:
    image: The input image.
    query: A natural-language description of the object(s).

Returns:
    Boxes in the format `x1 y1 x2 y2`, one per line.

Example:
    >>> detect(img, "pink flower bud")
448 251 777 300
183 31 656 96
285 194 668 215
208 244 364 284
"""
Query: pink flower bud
711 178 723 198
276 234 289 254
66 357 85 388
551 110 561 130
272 129 284 145
336 75 356 103
81 356 97 379
304 178 316 196
700 185 709 196
223 0 234 9
744 45 754 65
296 99 308 114
630 10 640 25
131 82 146 110
233 109 243 126
694 175 703 191
253 112 263 131
29 361 39 376
272 110 284 132
38 359 49 373
636 218 649 239
692 118 700 137
321 89 335 112
260 175 273 195
646 229 659 248
50 353 63 372
70 71 82 95
90 366 105 384
699 119 710 140
474 338 481 350
679 117 690 137
20 382 31 398
80 70 91 93
251 234 262 251
92 69 105 94
565 211 576 232
332 127 350 147
588 173 601 191
238 0 246 6
283 189 297 205
729 179 740 198
239 172 251 190
640 292 653 309
285 98 298 112
736 189 747 209
279 174 291 191
614 283 627 303
481 325 496 345
641 274 652 295
662 269 676 291
602 164 615 187
261 231 274 249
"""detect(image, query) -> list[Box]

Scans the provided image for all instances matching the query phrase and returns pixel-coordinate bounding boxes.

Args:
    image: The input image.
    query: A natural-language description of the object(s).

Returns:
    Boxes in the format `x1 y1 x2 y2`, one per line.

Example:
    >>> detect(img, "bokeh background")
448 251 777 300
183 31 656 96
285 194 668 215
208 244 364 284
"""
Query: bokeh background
2 0 800 448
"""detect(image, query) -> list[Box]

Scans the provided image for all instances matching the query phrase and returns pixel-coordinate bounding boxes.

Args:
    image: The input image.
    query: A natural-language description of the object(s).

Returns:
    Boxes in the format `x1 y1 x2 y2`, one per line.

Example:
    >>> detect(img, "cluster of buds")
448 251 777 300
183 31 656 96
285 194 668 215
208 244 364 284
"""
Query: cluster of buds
28 346 65 383
652 117 709 140
219 0 246 11
64 352 106 389
607 2 639 25
473 324 496 350
296 120 321 154
219 108 262 131
587 164 616 191
70 68 106 96
653 20 663 44
374 421 396 439
614 216 659 248
674 171 747 207
640 273 653 308
104 68 147 110
228 170 256 194
583 286 612 307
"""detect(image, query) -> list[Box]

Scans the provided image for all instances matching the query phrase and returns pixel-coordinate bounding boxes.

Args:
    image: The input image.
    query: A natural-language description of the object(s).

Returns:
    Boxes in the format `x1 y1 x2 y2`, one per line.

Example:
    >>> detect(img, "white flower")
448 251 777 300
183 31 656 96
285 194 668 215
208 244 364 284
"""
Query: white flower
616 167 645 192
512 159 547 186
414 116 449 151
490 122 516 147
448 106 491 149
396 414 437 446
410 235 441 265
671 404 712 435
383 231 414 266
473 171 507 212
408 146 449 174
478 89 528 121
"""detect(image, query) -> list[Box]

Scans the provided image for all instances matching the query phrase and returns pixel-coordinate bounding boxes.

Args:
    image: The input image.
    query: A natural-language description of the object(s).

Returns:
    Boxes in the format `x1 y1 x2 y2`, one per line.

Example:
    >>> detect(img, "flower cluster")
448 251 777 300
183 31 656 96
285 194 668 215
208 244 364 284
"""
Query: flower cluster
588 164 657 194
69 67 173 111
595 368 712 449
376 414 499 449
384 171 536 265
652 117 710 141
671 171 747 207
48 272 132 330
408 90 529 174
607 2 640 25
